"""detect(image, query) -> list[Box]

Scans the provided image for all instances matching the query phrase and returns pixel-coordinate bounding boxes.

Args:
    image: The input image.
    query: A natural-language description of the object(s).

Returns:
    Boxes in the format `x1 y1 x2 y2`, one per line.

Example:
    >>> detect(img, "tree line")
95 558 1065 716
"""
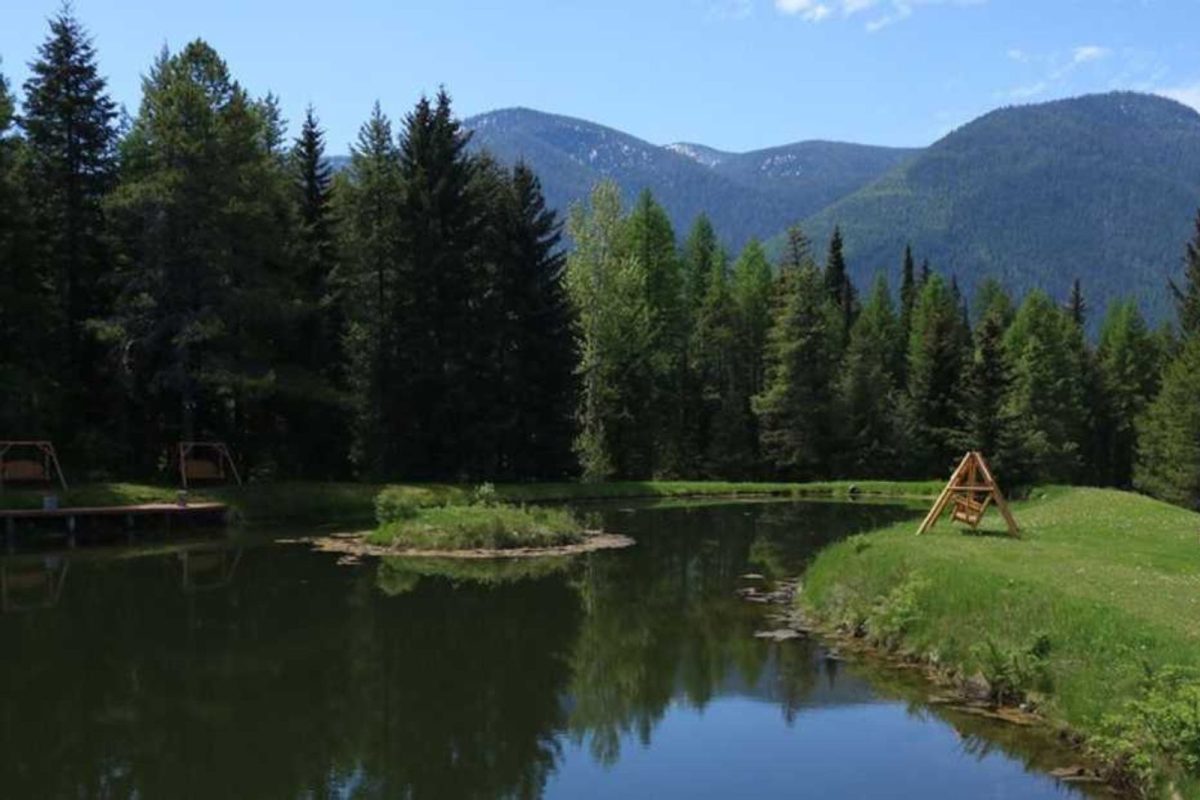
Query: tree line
3 9 1200 506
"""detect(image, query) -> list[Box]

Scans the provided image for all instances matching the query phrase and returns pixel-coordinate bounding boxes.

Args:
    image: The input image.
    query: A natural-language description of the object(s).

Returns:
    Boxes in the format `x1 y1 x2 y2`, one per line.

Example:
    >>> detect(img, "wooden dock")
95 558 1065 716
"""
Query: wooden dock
0 502 229 552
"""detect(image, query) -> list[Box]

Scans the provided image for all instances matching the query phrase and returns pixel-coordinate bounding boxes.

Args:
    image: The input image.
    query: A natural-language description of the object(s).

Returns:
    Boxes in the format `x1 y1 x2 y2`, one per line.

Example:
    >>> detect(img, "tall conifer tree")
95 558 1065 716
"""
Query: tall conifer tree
1171 211 1200 338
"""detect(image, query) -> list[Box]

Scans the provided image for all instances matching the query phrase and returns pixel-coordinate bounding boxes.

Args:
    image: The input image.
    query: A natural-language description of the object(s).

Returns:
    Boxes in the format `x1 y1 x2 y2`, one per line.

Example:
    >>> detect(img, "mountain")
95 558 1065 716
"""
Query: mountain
795 92 1200 324
463 107 915 248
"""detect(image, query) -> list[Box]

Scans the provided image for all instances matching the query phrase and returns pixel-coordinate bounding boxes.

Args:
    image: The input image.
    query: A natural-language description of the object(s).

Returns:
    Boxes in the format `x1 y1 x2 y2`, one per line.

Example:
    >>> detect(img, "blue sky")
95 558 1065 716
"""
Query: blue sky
2 0 1198 154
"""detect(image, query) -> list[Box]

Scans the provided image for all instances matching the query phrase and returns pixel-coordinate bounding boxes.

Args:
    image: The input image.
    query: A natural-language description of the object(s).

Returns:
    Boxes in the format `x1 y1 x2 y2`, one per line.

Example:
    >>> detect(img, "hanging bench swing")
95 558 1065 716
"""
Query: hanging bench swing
917 451 1019 537
0 441 68 491
177 442 242 490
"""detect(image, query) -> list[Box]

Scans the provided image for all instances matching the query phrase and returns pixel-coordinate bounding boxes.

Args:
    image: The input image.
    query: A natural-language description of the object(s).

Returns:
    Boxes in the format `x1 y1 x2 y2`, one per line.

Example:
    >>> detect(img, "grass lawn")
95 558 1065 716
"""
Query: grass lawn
0 478 942 524
366 503 585 551
800 486 1200 795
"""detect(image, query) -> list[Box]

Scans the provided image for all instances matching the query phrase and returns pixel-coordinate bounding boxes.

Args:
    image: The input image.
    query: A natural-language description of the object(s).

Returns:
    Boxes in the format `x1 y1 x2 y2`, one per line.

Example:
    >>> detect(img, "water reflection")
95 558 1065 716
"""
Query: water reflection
0 500 1093 799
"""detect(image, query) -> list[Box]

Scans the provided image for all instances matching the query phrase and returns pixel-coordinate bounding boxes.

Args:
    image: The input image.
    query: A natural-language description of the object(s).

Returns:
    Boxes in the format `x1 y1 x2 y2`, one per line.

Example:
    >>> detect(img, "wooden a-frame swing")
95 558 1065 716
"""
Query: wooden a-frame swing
0 441 68 491
917 451 1019 537
178 442 242 490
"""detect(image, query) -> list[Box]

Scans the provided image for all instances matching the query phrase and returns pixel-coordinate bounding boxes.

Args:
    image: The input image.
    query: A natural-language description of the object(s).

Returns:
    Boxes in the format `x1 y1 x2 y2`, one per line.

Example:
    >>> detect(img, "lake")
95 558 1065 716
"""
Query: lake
0 498 1097 798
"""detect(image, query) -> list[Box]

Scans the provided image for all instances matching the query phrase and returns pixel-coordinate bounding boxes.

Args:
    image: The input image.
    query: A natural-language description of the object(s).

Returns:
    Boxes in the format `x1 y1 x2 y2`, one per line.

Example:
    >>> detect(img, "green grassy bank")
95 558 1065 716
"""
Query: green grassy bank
0 479 942 525
800 486 1200 796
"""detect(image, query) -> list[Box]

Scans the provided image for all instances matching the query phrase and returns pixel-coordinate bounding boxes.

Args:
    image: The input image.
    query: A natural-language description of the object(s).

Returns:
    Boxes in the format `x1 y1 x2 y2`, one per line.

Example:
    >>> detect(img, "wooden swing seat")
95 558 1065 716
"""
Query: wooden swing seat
183 459 224 481
951 495 990 527
1 460 50 482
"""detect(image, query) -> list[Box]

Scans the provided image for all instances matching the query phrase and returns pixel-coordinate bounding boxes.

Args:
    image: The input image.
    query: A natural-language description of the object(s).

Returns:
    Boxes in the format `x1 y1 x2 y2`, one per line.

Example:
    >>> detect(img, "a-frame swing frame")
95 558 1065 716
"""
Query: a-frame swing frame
916 451 1019 537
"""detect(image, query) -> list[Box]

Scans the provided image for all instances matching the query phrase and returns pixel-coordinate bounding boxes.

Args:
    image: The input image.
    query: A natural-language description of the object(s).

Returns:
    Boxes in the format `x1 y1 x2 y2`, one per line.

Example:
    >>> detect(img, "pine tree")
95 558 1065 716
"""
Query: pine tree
693 261 756 476
0 63 49 435
1002 291 1089 483
1135 335 1200 507
108 41 295 472
732 239 774 400
1095 301 1160 486
835 274 900 476
339 102 402 475
21 7 118 455
395 89 485 478
1067 278 1087 329
491 162 577 478
780 224 811 274
682 214 718 318
620 190 686 475
1170 211 1200 338
902 274 968 476
973 277 1014 329
823 226 857 343
754 264 840 479
567 181 655 480
963 310 1024 480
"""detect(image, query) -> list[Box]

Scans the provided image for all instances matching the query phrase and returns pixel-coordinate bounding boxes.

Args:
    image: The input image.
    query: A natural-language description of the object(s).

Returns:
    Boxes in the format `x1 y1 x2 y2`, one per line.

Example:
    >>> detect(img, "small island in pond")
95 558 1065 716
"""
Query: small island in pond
312 485 633 559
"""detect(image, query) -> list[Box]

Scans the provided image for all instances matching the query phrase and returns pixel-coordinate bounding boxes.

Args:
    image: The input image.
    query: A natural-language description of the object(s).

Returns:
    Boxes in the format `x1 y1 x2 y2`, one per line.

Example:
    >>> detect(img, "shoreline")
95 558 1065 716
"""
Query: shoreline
307 530 635 560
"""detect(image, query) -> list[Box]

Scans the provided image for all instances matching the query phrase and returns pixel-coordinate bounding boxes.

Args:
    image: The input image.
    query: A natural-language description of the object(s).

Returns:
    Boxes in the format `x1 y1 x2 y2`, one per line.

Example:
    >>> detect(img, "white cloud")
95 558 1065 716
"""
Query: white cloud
774 0 984 30
1072 45 1110 65
1006 48 1029 63
774 0 832 21
1157 82 1200 113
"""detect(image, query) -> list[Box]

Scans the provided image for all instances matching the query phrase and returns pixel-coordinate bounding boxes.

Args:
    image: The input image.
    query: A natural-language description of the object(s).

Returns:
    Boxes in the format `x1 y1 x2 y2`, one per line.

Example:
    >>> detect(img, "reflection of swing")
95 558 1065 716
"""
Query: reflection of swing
0 557 68 612
178 442 242 489
0 441 68 490
178 547 242 593
917 451 1019 537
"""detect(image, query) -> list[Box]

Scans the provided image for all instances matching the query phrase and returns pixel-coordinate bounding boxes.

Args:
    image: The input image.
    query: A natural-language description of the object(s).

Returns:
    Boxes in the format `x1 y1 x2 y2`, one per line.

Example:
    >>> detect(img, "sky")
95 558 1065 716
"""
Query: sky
2 0 1198 154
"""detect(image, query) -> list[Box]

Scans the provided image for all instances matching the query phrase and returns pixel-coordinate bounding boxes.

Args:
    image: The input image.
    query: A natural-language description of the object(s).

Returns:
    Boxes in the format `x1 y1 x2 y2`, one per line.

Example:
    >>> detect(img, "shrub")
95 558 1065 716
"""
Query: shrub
375 488 421 525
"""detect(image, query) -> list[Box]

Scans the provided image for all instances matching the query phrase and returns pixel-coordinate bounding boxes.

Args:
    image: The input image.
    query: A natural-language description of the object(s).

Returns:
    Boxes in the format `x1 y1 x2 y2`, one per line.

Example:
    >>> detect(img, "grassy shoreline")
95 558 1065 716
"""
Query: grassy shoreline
799 486 1200 796
0 478 942 524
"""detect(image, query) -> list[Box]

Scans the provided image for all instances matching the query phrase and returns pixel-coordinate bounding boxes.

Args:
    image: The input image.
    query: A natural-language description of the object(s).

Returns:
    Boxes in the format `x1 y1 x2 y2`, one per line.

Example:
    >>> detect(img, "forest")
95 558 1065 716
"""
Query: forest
2 10 1200 506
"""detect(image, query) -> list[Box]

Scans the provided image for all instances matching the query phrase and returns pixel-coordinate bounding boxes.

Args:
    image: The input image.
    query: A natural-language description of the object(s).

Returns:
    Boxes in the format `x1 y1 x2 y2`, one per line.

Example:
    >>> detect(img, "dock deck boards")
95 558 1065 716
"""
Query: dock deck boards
0 502 227 520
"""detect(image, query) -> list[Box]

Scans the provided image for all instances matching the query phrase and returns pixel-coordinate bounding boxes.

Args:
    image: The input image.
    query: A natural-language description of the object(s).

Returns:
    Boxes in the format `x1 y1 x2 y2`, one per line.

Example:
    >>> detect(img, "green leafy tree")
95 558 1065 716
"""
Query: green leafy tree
21 7 119 454
835 274 900 476
754 263 840 479
973 277 1015 330
567 182 656 480
1135 334 1200 507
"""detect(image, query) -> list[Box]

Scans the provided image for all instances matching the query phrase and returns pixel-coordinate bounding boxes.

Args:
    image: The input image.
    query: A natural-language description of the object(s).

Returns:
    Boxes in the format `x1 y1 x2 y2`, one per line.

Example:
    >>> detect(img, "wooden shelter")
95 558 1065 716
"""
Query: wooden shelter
0 442 68 491
917 451 1019 537
178 442 242 489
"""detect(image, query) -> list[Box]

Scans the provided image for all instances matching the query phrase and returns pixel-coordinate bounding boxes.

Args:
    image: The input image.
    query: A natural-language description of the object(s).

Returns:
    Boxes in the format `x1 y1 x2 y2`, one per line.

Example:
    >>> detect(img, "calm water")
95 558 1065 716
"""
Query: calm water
0 499 1096 799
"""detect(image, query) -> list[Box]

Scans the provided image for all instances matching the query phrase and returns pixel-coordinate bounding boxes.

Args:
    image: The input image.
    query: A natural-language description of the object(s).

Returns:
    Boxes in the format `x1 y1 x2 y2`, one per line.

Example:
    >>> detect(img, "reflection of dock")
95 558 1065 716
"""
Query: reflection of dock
1 502 228 552
1 557 69 612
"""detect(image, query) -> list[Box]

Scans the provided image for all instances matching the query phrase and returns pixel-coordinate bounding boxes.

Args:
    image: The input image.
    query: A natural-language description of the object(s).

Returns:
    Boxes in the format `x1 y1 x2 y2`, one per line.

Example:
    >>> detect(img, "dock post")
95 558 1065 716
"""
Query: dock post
67 515 76 549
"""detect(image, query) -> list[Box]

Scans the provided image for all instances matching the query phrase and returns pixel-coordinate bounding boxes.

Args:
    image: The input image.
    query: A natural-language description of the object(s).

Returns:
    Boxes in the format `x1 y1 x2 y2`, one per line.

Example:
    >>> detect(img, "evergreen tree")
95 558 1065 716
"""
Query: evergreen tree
286 104 346 478
1170 211 1200 338
781 224 811 272
823 226 857 342
108 41 295 473
1002 291 1089 483
620 190 686 475
1135 335 1200 507
1067 278 1087 328
973 277 1015 329
835 274 900 476
21 7 119 456
753 264 839 479
0 63 49 435
963 309 1024 480
732 239 774 400
902 274 968 476
567 181 655 480
490 162 577 478
338 102 402 475
394 89 485 478
682 214 718 318
693 259 756 476
1095 301 1160 486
